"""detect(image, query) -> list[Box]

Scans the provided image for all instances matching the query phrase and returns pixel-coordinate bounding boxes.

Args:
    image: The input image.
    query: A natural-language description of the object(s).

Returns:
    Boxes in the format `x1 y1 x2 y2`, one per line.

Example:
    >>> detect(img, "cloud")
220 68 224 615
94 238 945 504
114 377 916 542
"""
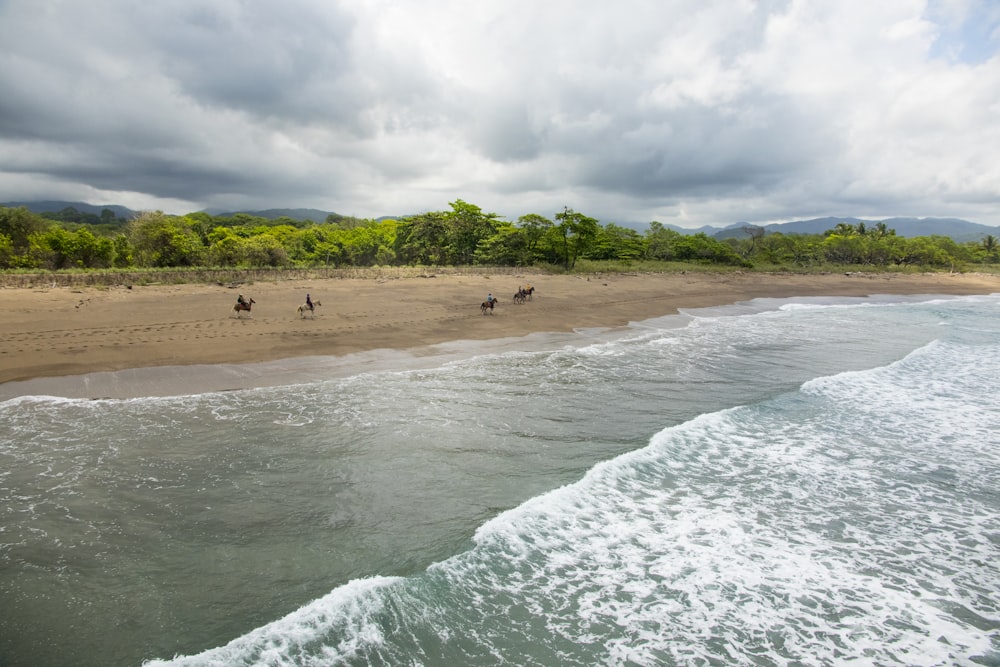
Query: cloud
0 0 997 227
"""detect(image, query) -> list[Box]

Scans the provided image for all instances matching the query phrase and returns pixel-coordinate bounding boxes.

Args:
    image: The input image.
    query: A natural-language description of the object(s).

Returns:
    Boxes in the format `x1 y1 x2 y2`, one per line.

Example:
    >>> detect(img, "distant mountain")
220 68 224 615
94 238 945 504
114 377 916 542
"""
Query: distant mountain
0 201 341 223
658 222 729 236
203 208 340 222
876 217 999 242
710 217 999 243
1 200 137 219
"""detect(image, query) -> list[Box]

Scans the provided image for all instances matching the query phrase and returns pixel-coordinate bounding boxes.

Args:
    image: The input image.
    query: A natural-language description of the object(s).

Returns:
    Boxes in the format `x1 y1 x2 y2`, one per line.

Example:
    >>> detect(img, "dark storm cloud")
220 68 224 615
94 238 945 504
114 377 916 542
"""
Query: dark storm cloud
0 0 997 226
143 4 364 125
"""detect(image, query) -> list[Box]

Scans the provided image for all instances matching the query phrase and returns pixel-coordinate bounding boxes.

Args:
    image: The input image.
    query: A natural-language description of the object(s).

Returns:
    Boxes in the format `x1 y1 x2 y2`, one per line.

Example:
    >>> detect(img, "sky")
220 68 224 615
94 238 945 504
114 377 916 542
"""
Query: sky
1 0 998 229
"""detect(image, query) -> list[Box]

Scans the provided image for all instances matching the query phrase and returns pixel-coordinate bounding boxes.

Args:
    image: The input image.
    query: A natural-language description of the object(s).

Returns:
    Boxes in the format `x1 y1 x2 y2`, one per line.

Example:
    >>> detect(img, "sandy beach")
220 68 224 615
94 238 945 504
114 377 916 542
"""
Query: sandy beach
1 270 997 399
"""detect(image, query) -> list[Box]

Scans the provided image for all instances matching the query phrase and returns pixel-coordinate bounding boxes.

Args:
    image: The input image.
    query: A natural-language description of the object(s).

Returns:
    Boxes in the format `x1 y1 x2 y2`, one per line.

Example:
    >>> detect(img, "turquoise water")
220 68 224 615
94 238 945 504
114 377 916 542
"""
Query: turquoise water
1 293 998 666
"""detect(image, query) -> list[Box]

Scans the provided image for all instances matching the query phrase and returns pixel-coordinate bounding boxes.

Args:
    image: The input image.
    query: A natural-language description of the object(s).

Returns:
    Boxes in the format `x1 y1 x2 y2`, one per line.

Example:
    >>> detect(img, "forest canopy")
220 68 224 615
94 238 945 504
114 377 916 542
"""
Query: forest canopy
0 201 997 273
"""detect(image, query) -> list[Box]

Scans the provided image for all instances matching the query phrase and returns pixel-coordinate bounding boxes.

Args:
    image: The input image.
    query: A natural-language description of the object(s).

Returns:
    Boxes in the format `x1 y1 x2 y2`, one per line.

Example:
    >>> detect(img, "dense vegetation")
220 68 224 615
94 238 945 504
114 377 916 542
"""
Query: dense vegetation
1 201 997 274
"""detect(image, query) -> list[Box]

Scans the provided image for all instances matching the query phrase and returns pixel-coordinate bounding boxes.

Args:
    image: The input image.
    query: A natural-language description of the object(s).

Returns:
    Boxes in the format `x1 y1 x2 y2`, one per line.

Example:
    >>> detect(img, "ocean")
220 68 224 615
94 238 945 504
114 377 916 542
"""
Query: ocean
1 292 998 666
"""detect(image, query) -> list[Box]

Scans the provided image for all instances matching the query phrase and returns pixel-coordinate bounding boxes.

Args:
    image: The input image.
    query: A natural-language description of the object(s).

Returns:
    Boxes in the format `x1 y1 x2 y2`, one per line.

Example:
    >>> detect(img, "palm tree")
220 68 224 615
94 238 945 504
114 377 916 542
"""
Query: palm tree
832 222 856 236
983 234 997 254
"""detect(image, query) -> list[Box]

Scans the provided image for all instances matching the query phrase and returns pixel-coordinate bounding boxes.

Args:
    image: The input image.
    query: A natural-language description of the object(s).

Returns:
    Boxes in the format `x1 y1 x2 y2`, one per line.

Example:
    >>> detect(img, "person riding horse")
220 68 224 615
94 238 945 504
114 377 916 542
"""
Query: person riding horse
305 293 313 312
481 294 497 314
233 294 256 317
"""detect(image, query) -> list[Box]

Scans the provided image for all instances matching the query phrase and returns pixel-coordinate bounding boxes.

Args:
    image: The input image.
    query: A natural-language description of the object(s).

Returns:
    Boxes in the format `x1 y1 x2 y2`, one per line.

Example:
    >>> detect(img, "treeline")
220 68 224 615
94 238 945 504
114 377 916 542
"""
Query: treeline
1 201 997 272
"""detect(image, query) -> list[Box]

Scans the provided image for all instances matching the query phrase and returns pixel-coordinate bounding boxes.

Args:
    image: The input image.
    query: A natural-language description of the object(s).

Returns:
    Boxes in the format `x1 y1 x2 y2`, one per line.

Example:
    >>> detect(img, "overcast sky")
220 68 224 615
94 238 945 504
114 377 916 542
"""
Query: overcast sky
1 0 998 228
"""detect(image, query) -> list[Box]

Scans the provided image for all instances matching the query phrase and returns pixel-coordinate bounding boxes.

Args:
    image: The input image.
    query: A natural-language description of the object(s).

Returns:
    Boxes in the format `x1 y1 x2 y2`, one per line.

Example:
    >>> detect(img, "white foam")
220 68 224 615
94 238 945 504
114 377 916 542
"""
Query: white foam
143 576 404 666
429 335 1000 664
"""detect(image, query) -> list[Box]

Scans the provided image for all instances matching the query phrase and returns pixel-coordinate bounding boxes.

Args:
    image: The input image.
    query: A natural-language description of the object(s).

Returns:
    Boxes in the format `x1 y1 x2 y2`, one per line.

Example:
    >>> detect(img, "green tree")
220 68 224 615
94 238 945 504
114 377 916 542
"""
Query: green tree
35 227 73 269
644 221 683 261
394 211 450 265
739 225 766 259
516 213 553 263
752 232 816 265
331 218 398 266
979 234 998 263
898 237 948 267
672 233 745 265
553 207 599 269
76 229 114 268
821 233 866 264
183 212 216 245
112 234 132 267
474 221 527 265
339 226 380 266
590 223 646 261
0 233 14 268
0 206 51 252
255 224 302 263
872 222 892 238
127 211 204 267
894 236 967 268
446 199 502 265
37 228 114 269
242 235 288 267
205 227 244 266
829 222 858 236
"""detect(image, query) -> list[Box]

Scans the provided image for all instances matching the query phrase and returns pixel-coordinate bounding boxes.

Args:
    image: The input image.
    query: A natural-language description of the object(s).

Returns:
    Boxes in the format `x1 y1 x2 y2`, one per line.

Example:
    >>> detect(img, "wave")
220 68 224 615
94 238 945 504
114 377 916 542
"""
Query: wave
146 333 1000 666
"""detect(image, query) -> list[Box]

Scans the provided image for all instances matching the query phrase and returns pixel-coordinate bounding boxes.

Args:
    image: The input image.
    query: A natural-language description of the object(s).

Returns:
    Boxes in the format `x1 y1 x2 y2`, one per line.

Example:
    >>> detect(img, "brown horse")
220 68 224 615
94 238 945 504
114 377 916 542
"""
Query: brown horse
513 286 535 304
481 299 496 315
233 297 256 317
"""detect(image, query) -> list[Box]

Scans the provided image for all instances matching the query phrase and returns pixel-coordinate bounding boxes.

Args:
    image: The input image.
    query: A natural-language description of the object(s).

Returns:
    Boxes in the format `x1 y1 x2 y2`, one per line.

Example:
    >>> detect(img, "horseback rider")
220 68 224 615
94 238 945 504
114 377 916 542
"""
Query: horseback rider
237 294 247 307
487 292 494 304
306 293 313 311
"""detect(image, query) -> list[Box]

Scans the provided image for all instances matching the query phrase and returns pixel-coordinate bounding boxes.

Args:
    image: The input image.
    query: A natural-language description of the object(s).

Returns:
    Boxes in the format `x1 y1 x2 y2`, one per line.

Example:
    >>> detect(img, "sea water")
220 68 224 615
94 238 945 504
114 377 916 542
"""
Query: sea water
1 293 998 666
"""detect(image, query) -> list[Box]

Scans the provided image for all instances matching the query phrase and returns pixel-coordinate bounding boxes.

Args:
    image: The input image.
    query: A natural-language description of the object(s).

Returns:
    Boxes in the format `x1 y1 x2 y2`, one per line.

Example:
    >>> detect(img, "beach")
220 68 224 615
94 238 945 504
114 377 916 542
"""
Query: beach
3 279 999 667
1 270 997 399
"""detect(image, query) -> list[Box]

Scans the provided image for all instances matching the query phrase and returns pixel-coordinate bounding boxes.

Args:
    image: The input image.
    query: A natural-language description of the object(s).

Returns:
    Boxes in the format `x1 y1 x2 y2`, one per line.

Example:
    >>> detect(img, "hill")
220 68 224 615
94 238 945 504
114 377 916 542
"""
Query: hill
1 200 137 219
710 217 999 243
202 208 341 222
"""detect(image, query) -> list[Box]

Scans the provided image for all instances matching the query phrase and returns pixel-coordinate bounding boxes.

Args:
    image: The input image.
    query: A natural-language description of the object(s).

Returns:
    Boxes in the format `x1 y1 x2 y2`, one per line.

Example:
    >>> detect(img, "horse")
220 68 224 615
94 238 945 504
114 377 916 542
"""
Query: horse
297 300 321 318
232 297 255 317
481 299 496 315
513 286 534 304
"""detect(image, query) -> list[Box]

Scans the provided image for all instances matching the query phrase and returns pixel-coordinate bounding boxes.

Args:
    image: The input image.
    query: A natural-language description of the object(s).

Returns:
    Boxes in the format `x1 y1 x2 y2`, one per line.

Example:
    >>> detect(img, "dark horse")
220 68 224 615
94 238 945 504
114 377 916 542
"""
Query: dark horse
513 286 534 304
233 297 256 317
481 299 496 315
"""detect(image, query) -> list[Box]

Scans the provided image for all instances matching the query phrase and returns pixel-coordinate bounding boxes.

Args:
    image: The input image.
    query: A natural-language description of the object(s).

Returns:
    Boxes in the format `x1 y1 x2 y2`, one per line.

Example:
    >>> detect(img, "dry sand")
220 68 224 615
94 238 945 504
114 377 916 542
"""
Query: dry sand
1 270 996 399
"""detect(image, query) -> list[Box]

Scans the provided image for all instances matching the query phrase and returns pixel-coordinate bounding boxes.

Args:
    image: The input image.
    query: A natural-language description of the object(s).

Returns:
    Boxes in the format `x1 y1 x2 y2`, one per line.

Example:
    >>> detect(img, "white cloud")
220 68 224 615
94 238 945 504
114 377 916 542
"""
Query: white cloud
0 0 997 227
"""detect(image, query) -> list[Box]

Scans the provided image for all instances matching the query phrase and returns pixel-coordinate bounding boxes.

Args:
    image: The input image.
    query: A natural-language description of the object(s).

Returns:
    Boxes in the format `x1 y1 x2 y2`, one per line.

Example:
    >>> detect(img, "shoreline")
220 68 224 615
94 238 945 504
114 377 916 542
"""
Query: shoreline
1 270 997 400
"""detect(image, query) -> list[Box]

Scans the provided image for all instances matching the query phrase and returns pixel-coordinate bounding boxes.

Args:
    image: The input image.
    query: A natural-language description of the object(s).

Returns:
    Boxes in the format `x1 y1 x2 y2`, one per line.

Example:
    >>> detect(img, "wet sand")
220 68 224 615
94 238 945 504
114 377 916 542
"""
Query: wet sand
1 270 996 399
